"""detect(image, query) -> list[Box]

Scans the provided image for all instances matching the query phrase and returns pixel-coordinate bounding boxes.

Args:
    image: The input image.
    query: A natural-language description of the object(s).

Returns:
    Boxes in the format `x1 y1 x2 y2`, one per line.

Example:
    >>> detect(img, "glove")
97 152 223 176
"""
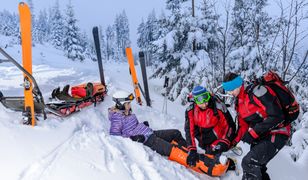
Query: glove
242 132 255 144
211 142 229 154
186 150 199 167
143 121 149 127
130 135 146 143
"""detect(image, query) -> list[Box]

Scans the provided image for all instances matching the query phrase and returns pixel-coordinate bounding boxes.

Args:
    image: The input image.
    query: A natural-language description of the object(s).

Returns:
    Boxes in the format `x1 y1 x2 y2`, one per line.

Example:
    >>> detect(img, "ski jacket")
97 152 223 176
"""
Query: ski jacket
185 98 236 152
108 108 153 139
233 84 291 144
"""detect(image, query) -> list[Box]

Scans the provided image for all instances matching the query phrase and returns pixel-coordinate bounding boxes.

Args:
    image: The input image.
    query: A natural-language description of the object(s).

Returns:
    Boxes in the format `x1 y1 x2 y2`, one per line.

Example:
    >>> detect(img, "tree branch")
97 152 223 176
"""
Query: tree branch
288 50 308 83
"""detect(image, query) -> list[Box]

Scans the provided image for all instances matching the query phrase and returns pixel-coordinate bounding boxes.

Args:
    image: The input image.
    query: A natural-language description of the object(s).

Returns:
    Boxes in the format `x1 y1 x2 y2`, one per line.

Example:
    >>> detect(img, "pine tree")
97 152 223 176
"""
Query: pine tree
63 1 85 61
27 0 37 44
36 9 49 44
0 10 19 38
113 10 131 60
137 18 146 50
99 25 107 60
229 0 274 73
49 0 64 49
105 25 116 61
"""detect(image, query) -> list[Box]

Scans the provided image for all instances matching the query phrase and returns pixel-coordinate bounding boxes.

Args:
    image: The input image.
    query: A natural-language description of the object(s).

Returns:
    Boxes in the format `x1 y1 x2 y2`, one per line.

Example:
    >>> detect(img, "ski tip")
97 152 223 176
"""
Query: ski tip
92 26 98 33
19 2 27 6
139 51 144 57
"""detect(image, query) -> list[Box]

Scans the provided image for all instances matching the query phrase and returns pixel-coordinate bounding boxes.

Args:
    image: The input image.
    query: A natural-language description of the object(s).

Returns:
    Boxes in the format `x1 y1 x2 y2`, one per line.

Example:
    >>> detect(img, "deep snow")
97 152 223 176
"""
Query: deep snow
0 41 307 180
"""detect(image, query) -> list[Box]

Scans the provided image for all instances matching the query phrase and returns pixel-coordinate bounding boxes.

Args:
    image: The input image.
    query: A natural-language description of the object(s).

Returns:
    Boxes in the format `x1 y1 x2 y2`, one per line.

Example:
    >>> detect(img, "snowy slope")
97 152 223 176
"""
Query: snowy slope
0 41 308 180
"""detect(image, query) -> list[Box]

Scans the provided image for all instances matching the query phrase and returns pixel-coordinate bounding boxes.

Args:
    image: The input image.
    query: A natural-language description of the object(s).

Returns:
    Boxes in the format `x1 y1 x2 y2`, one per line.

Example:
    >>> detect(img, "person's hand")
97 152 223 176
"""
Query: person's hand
130 135 146 143
143 121 149 127
186 150 199 167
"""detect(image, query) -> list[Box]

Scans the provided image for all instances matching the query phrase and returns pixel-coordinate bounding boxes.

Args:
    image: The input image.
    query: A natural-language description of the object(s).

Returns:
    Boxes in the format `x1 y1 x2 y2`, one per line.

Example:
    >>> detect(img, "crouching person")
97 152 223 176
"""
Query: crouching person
109 90 230 176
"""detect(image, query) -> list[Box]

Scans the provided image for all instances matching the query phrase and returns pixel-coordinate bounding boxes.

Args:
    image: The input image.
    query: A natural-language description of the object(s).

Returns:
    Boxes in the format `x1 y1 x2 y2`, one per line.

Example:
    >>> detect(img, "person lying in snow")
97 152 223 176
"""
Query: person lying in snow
108 90 234 176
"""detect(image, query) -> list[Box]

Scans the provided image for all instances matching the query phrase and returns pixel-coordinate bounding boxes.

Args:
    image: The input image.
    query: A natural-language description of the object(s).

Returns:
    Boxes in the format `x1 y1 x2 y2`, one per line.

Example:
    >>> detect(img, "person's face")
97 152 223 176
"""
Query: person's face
124 102 131 111
197 102 209 110
226 87 241 97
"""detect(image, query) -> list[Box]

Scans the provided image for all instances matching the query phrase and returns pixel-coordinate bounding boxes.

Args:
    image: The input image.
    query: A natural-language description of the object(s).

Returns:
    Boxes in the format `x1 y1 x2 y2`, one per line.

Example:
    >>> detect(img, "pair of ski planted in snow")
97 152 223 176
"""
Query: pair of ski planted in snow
125 48 151 106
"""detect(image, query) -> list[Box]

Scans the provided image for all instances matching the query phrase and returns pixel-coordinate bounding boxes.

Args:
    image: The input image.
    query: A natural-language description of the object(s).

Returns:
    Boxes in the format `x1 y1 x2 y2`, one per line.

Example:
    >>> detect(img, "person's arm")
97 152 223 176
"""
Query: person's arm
184 105 197 151
109 112 123 136
233 115 249 145
248 85 285 138
210 110 232 153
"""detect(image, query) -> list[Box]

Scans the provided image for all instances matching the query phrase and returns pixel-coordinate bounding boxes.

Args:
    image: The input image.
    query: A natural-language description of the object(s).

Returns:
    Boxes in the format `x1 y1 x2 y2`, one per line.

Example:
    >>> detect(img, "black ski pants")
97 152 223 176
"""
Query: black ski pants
144 129 187 156
241 134 289 180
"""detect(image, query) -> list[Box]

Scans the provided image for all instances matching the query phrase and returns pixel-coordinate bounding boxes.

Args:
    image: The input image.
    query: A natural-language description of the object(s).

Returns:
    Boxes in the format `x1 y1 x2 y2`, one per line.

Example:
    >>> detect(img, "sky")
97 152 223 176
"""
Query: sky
1 0 307 55
0 0 166 50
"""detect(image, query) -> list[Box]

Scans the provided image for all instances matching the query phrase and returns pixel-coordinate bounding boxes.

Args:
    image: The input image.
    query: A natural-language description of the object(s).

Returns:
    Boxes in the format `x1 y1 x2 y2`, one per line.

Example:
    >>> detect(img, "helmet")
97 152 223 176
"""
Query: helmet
192 86 208 96
112 90 134 110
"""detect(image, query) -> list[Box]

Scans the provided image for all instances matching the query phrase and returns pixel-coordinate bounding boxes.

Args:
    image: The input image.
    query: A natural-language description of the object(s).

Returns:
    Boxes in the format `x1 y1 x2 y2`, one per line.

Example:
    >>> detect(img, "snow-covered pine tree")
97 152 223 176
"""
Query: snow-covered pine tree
105 25 116 61
27 0 37 44
113 10 131 61
36 9 49 44
80 30 94 61
63 1 85 61
142 10 159 66
99 25 107 60
229 0 275 76
151 0 218 103
137 18 146 50
49 0 64 49
0 10 19 39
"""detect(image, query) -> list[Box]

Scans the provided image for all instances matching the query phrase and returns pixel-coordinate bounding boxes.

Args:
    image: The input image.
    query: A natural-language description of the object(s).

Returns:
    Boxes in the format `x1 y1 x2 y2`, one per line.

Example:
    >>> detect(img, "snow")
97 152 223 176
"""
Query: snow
1 37 308 179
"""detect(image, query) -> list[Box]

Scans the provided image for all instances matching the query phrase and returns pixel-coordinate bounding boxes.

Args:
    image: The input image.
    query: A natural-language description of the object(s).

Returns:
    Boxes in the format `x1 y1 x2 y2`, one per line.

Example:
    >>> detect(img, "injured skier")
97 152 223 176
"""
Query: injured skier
108 90 235 176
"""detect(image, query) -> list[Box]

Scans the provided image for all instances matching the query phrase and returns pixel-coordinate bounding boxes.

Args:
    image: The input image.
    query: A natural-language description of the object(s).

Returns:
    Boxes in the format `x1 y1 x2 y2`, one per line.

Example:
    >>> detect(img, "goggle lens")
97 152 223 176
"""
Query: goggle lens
194 92 211 104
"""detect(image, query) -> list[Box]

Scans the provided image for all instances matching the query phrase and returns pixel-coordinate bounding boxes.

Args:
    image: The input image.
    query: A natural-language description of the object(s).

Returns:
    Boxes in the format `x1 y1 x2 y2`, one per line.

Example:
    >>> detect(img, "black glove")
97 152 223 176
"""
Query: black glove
143 121 149 127
186 150 199 167
211 142 229 154
130 135 146 143
242 132 255 144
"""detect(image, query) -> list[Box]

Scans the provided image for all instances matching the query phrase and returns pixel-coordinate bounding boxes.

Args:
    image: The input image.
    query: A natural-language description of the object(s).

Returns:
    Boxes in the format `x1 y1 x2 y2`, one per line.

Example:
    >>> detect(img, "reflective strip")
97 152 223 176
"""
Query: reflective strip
248 128 259 139
271 134 276 143
271 127 288 133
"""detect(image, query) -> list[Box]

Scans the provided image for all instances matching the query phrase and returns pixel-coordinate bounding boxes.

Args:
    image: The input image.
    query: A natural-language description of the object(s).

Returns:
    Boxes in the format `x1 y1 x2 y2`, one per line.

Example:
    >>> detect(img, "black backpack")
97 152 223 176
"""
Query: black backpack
248 71 300 125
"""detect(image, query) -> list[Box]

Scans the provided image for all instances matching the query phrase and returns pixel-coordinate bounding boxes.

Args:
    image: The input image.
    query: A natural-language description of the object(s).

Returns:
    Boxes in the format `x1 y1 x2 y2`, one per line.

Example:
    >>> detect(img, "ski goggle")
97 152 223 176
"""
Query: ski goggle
113 93 135 103
194 92 211 105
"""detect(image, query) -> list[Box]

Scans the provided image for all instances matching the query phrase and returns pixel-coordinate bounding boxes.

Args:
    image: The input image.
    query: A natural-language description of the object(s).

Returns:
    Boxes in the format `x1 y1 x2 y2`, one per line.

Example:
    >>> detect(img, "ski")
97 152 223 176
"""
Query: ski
139 51 151 107
19 2 36 126
125 47 142 105
92 26 106 87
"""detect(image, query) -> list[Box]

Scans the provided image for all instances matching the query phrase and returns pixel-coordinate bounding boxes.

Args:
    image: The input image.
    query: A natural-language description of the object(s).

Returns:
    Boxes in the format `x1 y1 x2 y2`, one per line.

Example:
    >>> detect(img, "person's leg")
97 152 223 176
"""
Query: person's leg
241 134 288 180
143 134 173 156
261 165 270 180
153 129 187 147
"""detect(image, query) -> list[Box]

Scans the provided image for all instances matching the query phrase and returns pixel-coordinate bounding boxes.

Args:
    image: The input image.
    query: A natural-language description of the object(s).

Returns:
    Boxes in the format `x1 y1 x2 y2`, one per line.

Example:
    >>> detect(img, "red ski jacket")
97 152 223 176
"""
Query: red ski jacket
185 98 235 153
233 85 291 144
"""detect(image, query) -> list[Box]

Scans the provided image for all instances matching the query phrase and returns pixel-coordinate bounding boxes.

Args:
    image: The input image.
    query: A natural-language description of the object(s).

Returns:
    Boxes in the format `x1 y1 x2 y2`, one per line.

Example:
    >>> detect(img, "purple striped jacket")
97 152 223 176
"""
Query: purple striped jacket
108 109 153 139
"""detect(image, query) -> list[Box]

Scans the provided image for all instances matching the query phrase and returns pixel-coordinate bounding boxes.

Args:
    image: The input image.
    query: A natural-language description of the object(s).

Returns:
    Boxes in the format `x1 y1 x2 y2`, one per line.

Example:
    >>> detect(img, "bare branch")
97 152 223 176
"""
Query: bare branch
288 50 308 82
284 1 299 79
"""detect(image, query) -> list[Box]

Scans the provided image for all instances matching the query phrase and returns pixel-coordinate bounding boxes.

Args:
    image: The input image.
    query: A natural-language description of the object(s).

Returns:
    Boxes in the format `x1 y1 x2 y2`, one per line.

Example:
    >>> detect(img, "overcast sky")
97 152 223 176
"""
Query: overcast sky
1 0 307 54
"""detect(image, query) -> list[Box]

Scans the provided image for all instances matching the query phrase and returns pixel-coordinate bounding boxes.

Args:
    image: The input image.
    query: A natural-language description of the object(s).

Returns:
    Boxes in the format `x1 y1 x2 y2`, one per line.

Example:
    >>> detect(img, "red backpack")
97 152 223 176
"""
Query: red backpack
249 71 300 125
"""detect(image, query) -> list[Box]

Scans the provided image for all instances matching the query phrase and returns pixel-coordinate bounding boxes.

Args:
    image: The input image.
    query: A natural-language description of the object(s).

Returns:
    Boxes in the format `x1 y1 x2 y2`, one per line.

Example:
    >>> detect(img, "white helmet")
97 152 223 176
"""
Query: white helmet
112 90 134 107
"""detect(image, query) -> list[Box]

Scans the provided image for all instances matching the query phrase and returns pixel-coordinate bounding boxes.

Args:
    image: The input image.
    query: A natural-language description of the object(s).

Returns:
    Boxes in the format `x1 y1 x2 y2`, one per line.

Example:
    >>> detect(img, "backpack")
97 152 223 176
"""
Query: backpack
248 71 300 125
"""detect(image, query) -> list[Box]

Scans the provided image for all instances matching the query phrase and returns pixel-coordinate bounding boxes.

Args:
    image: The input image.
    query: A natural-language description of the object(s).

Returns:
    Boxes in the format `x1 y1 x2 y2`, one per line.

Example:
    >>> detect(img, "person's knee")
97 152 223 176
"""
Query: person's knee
241 154 251 171
242 152 260 170
173 129 182 136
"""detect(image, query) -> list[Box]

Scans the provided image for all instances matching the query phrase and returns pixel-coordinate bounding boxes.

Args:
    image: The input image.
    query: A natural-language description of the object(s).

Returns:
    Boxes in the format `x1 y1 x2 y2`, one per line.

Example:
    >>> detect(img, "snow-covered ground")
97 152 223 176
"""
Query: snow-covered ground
0 41 308 180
